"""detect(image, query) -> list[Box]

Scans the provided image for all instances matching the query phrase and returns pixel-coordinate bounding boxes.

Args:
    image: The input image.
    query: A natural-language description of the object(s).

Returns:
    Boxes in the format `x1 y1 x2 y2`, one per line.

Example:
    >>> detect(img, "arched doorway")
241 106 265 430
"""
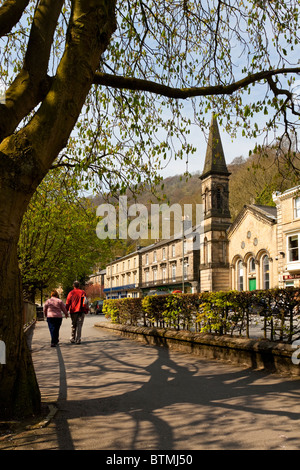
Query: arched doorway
248 256 256 291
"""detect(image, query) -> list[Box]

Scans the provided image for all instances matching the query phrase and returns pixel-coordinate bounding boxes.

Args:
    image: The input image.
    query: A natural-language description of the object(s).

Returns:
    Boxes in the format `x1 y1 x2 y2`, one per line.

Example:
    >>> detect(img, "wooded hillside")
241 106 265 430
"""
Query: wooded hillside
95 145 298 219
92 145 298 261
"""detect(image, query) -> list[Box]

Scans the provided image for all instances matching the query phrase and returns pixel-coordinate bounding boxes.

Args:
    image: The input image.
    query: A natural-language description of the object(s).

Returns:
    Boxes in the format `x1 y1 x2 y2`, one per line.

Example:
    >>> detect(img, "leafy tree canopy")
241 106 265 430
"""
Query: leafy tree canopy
18 169 115 302
0 0 299 420
0 0 299 194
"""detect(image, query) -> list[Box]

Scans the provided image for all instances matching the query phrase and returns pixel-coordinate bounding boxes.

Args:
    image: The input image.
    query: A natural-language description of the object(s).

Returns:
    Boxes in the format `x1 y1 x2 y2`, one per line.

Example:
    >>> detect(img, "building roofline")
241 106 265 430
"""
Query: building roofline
228 203 277 237
107 223 202 266
273 185 300 202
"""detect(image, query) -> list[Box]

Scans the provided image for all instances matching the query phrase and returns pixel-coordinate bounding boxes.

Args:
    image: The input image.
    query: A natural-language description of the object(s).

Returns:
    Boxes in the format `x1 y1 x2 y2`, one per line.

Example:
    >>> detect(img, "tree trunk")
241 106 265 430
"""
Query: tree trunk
0 0 117 419
0 197 41 418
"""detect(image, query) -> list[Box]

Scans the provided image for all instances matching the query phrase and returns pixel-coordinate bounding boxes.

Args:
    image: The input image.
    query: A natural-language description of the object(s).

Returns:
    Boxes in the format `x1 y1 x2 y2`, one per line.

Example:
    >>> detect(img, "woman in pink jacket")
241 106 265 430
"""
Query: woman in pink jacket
43 290 68 347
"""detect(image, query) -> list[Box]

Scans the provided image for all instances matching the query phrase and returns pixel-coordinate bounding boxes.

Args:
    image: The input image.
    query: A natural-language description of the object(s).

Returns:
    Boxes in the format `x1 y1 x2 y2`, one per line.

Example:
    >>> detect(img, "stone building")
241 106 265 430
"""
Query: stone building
227 204 278 291
273 186 300 288
103 230 200 298
140 231 200 295
199 116 300 292
104 249 143 299
199 116 231 291
102 115 300 297
227 182 300 291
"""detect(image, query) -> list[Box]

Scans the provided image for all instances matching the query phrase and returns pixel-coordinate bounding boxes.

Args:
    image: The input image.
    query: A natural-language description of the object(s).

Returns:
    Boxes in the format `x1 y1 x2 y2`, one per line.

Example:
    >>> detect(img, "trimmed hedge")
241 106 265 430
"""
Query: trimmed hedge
103 288 300 343
102 297 143 325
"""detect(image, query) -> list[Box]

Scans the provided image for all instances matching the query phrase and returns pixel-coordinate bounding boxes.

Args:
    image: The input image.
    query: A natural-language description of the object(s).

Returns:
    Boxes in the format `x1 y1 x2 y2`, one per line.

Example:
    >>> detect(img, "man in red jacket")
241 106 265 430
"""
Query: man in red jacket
66 281 89 344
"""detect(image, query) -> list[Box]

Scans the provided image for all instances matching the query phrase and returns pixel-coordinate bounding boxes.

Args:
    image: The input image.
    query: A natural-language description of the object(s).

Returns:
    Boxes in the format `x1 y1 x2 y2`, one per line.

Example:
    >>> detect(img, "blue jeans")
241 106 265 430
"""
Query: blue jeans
47 317 62 345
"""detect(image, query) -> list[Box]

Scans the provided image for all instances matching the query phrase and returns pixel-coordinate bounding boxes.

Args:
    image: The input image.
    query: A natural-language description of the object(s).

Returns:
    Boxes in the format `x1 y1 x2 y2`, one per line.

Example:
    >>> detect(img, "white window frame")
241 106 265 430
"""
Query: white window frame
249 257 256 273
294 196 300 219
183 259 188 280
237 260 243 291
287 233 300 263
172 264 176 281
262 255 270 290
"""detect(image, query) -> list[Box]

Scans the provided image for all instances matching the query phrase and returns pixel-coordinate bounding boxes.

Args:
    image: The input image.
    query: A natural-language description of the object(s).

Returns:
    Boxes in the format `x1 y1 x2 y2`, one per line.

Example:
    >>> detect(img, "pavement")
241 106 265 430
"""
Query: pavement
1 314 300 452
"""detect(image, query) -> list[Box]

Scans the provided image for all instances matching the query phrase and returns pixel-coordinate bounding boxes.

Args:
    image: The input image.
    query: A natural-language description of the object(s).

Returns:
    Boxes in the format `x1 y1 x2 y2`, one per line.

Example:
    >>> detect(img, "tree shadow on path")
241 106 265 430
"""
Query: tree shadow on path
52 334 300 450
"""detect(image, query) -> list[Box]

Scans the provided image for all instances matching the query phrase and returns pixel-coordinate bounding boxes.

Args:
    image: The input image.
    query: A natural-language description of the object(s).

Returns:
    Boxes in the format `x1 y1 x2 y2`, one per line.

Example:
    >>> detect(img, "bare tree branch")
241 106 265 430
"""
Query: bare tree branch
93 68 300 102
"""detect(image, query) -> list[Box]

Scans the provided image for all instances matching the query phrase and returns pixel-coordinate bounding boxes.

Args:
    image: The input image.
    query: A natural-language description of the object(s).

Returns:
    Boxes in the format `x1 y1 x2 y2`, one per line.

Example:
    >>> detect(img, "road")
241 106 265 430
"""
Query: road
1 314 300 451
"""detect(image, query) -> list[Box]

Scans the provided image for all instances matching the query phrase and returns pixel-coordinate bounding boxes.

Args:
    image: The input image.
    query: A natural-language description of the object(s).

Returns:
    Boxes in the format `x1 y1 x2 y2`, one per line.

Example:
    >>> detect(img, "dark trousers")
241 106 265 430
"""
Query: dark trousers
47 317 62 345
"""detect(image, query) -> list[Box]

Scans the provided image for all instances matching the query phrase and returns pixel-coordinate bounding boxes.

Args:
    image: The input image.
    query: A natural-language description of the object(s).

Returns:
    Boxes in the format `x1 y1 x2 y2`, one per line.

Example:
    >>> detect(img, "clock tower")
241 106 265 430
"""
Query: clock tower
200 116 231 291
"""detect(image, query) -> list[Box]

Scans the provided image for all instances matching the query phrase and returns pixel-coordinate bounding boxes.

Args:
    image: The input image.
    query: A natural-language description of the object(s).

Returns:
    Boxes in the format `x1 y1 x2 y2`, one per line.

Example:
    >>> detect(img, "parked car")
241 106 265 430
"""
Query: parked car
145 290 170 296
91 300 104 314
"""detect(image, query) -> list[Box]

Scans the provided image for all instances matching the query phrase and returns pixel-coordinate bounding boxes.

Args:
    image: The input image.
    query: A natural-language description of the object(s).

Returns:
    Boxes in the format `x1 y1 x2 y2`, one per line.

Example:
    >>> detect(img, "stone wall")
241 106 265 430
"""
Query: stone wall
95 321 300 377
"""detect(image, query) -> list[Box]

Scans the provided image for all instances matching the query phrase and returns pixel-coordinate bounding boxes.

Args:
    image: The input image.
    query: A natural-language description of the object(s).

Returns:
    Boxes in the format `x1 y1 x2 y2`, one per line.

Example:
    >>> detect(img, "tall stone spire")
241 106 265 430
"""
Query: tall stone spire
201 115 230 180
199 114 231 293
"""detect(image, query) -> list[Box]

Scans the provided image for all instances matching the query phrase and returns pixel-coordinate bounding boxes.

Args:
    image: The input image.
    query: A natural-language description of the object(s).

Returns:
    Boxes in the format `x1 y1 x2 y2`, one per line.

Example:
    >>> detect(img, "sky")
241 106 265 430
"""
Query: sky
157 76 300 179
157 119 264 179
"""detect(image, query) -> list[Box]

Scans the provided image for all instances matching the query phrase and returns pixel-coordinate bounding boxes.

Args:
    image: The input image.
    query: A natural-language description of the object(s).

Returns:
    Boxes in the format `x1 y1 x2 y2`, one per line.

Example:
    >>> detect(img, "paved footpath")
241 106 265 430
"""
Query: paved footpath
1 315 300 451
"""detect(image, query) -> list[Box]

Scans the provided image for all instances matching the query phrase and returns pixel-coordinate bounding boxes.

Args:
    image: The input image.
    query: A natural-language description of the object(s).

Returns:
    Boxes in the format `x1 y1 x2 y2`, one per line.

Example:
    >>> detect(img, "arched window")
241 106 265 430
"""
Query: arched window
262 255 270 289
249 257 256 273
237 260 244 291
204 188 209 215
204 237 208 265
216 187 222 210
248 256 257 291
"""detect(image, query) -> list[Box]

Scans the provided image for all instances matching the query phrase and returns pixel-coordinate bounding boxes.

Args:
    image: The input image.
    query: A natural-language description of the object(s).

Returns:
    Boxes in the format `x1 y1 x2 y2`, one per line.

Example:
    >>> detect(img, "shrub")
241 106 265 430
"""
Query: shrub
142 294 168 326
103 299 120 323
103 298 142 325
103 288 300 343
